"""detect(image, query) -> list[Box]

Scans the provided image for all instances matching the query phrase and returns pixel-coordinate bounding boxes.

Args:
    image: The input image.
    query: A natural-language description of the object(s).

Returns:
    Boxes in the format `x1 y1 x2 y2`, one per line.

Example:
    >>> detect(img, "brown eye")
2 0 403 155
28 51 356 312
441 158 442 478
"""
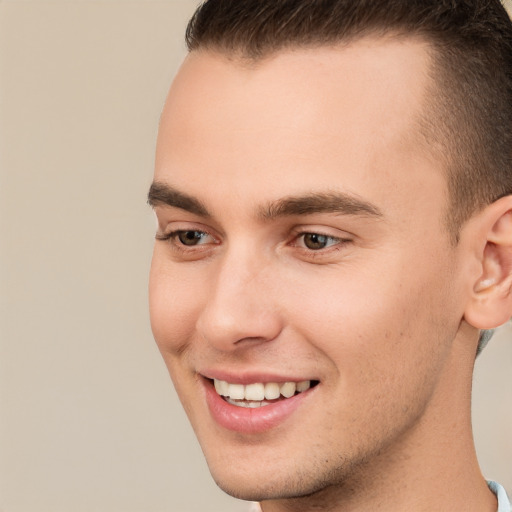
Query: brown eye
303 233 331 250
177 230 207 246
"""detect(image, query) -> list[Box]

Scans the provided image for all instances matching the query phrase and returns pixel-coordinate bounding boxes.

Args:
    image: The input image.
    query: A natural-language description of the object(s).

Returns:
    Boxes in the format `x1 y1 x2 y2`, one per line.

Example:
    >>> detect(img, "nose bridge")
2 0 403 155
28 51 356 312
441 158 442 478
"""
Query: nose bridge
196 241 282 349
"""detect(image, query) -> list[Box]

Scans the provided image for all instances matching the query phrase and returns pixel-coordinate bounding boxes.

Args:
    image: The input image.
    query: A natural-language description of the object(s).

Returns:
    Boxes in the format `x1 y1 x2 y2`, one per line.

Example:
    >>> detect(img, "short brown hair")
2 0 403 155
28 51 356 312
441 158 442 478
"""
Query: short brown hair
186 0 512 238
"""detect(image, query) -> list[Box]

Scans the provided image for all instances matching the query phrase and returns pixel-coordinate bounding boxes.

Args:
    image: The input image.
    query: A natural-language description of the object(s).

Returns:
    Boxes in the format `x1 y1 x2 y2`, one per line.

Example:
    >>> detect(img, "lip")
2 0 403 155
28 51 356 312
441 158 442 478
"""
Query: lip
201 376 317 434
200 369 316 385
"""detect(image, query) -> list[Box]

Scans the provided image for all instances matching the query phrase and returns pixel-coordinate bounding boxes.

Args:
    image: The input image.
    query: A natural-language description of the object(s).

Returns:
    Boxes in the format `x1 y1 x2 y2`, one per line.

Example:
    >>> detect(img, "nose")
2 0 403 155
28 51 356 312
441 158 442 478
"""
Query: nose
196 247 283 351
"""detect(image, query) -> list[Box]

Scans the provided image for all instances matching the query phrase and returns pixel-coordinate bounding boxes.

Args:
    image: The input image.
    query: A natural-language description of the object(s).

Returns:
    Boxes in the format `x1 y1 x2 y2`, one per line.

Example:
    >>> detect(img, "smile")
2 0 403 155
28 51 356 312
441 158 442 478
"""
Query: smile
214 378 314 408
203 376 319 433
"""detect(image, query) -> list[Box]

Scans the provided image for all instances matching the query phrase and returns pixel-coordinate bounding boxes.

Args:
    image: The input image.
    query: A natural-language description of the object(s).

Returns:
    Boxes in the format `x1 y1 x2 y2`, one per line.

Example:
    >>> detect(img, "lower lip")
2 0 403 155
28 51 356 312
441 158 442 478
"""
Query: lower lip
203 379 315 434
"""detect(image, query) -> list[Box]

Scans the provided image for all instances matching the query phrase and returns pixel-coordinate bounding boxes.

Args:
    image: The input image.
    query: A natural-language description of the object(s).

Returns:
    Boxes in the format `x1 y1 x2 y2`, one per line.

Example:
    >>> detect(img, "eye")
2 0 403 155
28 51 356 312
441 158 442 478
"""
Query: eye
155 228 217 249
175 230 210 246
301 233 335 250
298 232 341 250
155 226 219 261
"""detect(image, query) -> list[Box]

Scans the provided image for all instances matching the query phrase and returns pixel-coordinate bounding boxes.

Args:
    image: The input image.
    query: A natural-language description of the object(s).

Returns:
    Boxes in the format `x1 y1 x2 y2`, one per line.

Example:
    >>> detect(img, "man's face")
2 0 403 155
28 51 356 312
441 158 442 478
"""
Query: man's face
149 39 469 500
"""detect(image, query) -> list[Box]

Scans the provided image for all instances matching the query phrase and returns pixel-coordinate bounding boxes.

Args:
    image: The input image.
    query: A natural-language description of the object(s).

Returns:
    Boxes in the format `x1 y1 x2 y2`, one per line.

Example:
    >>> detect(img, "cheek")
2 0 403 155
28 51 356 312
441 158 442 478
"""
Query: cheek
148 251 204 355
149 255 205 420
288 256 456 391
286 262 404 343
287 269 454 452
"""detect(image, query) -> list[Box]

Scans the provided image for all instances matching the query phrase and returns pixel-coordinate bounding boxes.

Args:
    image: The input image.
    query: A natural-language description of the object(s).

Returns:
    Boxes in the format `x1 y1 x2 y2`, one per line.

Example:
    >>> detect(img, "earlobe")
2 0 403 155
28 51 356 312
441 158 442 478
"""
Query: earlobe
464 196 512 330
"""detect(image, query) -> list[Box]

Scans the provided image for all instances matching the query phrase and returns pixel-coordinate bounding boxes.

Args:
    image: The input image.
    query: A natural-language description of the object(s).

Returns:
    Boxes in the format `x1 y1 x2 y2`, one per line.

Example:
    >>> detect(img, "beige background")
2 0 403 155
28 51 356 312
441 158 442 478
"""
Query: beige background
0 1 511 511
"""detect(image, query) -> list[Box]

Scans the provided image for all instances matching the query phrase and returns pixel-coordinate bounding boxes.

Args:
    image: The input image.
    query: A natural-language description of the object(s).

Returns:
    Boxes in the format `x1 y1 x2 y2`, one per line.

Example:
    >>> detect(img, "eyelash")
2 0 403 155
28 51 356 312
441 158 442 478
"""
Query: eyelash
291 231 347 251
156 228 351 258
155 229 217 250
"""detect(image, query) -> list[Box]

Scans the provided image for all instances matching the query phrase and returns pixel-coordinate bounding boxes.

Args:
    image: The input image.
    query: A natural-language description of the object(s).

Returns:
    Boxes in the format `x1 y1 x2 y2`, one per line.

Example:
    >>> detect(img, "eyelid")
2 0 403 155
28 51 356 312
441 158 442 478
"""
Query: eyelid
154 221 354 262
287 226 354 259
156 228 217 243
155 218 219 239
289 225 354 242
296 232 341 248
155 221 221 256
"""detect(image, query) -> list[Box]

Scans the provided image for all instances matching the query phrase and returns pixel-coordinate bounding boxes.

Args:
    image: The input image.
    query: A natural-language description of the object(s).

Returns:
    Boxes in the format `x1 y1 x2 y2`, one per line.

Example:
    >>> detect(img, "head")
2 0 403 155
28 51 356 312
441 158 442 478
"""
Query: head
149 0 512 507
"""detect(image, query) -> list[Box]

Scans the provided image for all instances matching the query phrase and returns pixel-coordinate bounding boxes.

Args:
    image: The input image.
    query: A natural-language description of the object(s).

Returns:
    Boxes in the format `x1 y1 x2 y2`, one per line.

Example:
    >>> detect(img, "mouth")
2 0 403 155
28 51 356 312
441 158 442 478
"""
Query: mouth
211 378 319 408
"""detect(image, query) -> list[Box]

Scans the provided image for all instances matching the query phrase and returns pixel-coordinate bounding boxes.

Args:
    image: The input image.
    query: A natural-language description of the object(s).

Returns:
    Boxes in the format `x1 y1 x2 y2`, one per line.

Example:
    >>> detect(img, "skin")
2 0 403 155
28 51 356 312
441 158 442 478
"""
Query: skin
149 38 502 511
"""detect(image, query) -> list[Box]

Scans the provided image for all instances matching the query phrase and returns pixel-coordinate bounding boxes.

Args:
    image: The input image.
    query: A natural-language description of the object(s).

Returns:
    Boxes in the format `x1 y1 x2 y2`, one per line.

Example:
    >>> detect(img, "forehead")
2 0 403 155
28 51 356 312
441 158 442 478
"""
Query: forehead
155 38 446 224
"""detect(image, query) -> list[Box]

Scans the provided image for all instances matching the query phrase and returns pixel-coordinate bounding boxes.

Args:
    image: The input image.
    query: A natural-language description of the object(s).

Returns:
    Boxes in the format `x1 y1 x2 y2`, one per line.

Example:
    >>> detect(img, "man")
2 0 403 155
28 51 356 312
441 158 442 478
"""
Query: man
147 1 512 510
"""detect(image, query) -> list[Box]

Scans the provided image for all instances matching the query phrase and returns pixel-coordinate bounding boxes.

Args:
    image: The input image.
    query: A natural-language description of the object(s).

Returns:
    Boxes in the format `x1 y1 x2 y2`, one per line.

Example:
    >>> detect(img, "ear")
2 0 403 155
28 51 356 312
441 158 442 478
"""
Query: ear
464 195 512 330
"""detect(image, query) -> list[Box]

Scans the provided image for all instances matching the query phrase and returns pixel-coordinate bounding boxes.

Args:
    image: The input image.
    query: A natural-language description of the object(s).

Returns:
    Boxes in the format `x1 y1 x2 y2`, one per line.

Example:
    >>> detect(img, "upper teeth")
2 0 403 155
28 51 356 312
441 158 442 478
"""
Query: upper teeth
214 379 311 401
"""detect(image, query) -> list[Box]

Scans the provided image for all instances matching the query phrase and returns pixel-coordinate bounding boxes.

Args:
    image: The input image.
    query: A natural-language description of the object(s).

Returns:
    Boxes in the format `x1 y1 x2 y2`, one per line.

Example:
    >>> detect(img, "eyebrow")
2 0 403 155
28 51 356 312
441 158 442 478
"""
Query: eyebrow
147 181 383 220
147 181 211 217
259 192 383 220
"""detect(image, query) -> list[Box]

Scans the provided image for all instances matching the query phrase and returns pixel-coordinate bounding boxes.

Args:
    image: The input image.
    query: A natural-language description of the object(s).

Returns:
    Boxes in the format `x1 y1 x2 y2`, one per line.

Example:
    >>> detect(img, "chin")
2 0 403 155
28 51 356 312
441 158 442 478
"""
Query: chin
206 458 343 503
211 476 303 503
206 461 275 501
